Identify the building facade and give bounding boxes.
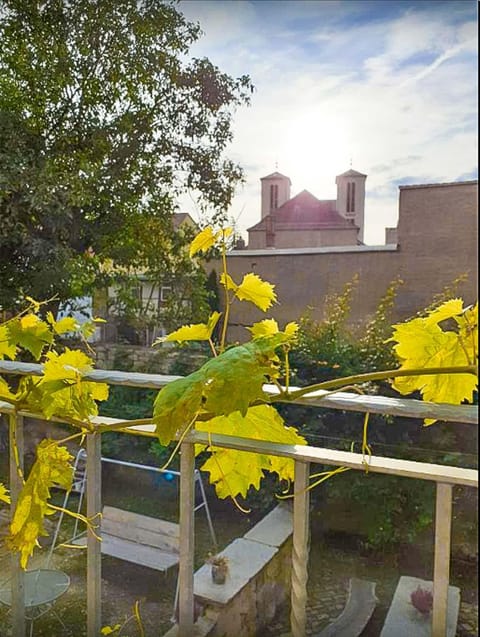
[247,168,367,249]
[218,180,477,342]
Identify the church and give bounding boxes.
[247,168,367,249]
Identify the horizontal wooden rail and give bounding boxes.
[0,361,477,424]
[0,402,476,489]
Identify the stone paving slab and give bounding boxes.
[380,576,460,637]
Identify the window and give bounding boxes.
[160,286,172,302]
[158,286,172,310]
[346,182,356,214]
[135,285,143,301]
[270,184,279,211]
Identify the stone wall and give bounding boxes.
[216,181,477,342]
[93,343,207,374]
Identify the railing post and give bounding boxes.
[87,433,102,637]
[178,442,195,637]
[291,460,310,637]
[432,482,453,637]
[9,413,25,637]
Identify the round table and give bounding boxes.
[0,568,70,609]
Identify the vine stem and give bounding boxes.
[219,240,230,353]
[280,365,477,402]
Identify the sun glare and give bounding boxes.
[280,111,351,196]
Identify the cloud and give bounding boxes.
[175,1,477,246]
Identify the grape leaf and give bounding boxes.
[156,312,221,344]
[389,299,478,423]
[247,319,279,338]
[219,272,238,291]
[153,371,205,444]
[196,405,306,498]
[247,319,299,341]
[7,315,53,360]
[52,316,80,335]
[153,337,287,444]
[0,483,10,504]
[234,273,277,312]
[0,324,17,359]
[27,349,109,422]
[189,227,216,257]
[7,440,73,568]
[0,376,16,403]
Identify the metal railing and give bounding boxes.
[0,361,478,637]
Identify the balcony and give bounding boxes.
[0,361,478,637]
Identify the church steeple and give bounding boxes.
[260,170,291,219]
[335,168,367,242]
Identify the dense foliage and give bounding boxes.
[0,0,252,310]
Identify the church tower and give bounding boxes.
[335,168,367,243]
[260,171,291,219]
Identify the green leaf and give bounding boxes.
[152,337,285,444]
[153,372,205,445]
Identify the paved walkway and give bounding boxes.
[263,564,478,637]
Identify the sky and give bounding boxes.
[177,0,478,245]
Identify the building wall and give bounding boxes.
[248,227,358,250]
[217,181,477,342]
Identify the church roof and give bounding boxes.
[248,190,356,232]
[336,168,367,178]
[260,171,292,183]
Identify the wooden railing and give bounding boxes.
[0,361,478,637]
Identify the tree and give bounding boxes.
[0,0,253,311]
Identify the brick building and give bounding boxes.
[219,180,478,342]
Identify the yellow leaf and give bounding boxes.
[0,325,17,359]
[0,377,16,402]
[220,273,237,291]
[247,319,279,339]
[53,316,79,335]
[425,298,464,325]
[0,483,10,504]
[42,349,93,382]
[390,299,478,423]
[189,227,216,258]
[197,405,306,499]
[101,626,121,635]
[157,312,221,344]
[284,322,299,338]
[7,441,73,568]
[234,273,277,312]
[20,314,39,329]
